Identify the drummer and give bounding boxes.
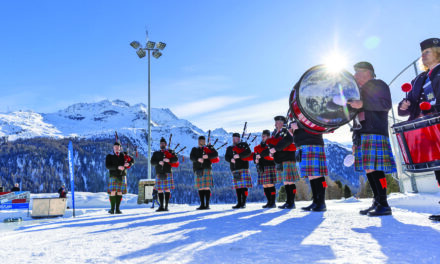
[398,37,440,221]
[348,61,396,217]
[289,116,328,211]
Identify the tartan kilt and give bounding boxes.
[155,173,175,191]
[258,166,278,185]
[194,169,214,189]
[299,145,328,177]
[231,169,253,189]
[276,161,300,182]
[107,176,127,194]
[355,134,397,173]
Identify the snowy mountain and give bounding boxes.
[0,99,226,156]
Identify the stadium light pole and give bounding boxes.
[130,31,166,180]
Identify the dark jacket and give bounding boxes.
[398,65,440,121]
[293,128,324,147]
[152,189,158,200]
[225,142,252,171]
[265,128,296,163]
[353,79,392,137]
[11,187,20,192]
[254,142,276,168]
[151,149,178,175]
[190,146,219,171]
[106,152,131,178]
[58,187,68,198]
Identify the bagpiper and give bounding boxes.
[225,133,253,209]
[151,137,178,212]
[190,135,219,210]
[267,116,300,209]
[106,142,134,214]
[254,129,278,208]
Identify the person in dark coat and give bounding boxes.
[398,38,440,221]
[151,188,160,209]
[348,61,396,217]
[58,184,68,198]
[267,116,300,209]
[225,133,253,209]
[106,142,134,214]
[11,183,20,192]
[151,137,178,212]
[190,135,219,210]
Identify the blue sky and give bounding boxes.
[0,0,438,143]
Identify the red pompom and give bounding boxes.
[420,101,432,111]
[401,83,412,93]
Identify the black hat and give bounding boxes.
[274,116,286,122]
[198,135,206,140]
[160,137,167,144]
[114,142,121,146]
[262,130,271,136]
[232,133,240,138]
[354,61,376,77]
[420,38,440,51]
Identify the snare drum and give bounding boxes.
[392,114,440,172]
[289,65,360,134]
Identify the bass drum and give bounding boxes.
[289,64,360,133]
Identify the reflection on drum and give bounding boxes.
[392,114,440,172]
[289,64,361,133]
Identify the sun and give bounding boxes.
[323,51,348,73]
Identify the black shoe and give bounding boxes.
[266,202,276,209]
[115,210,122,214]
[312,203,327,212]
[278,202,289,209]
[108,209,114,214]
[232,203,242,209]
[429,214,440,221]
[204,206,210,210]
[360,201,378,215]
[262,201,270,208]
[196,205,206,210]
[368,205,392,216]
[156,207,165,212]
[285,203,296,209]
[302,202,317,211]
[240,203,246,209]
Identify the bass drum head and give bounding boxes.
[293,64,360,128]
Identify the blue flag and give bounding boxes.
[68,141,76,217]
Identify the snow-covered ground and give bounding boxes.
[1,192,440,263]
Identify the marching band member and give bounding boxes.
[190,135,219,210]
[398,38,440,221]
[349,61,396,216]
[268,116,299,209]
[254,130,278,208]
[151,137,178,212]
[225,133,253,209]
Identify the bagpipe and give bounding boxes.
[254,143,274,161]
[232,122,258,162]
[162,133,186,168]
[265,117,297,152]
[115,131,137,169]
[201,130,228,163]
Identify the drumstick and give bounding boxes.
[401,83,412,100]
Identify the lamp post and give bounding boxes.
[130,31,166,180]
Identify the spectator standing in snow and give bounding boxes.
[11,183,20,192]
[58,184,68,198]
[151,188,160,209]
